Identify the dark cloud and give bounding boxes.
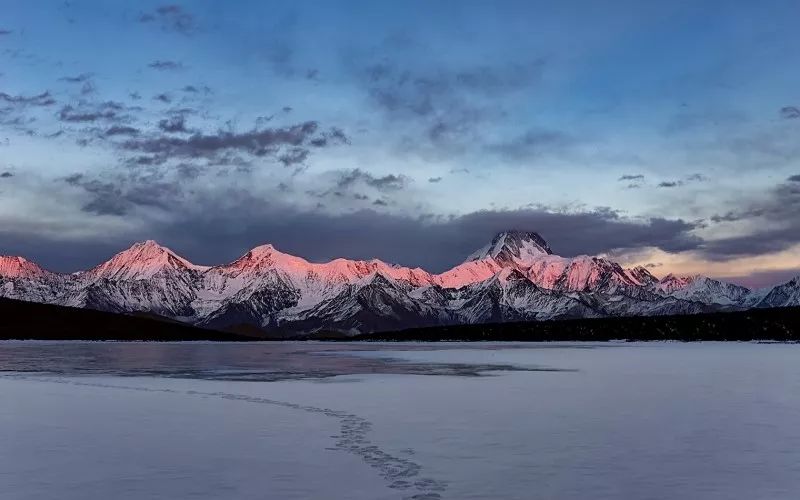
[336,169,407,191]
[308,127,349,147]
[428,177,442,183]
[657,174,707,188]
[104,125,140,137]
[0,91,56,107]
[703,180,800,259]
[788,174,800,182]
[34,204,701,273]
[153,93,173,103]
[59,73,93,83]
[278,147,309,167]
[119,121,345,167]
[57,100,136,123]
[139,5,196,35]
[181,85,198,93]
[147,60,183,71]
[619,174,644,181]
[0,171,13,178]
[166,206,700,271]
[158,115,189,133]
[64,171,179,216]
[685,173,708,182]
[0,29,12,35]
[780,106,800,119]
[64,174,127,215]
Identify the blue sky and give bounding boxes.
[1,0,800,286]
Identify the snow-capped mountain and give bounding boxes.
[755,276,800,308]
[0,231,797,335]
[655,274,752,306]
[0,255,52,279]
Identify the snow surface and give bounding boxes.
[4,342,800,499]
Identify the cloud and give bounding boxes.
[63,174,128,215]
[1,171,13,178]
[147,60,183,71]
[153,93,172,103]
[780,106,800,119]
[139,5,196,35]
[104,125,140,137]
[0,29,12,36]
[788,174,800,182]
[157,115,189,133]
[134,205,702,273]
[724,268,800,289]
[488,129,575,160]
[0,91,56,107]
[657,174,707,188]
[618,174,644,181]
[56,100,136,123]
[685,173,707,182]
[2,176,703,274]
[336,169,408,191]
[278,147,309,167]
[63,171,180,216]
[428,177,442,183]
[119,121,346,168]
[59,73,93,83]
[703,180,800,259]
[350,55,547,152]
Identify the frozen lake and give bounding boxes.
[2,341,800,499]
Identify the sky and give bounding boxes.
[1,0,799,287]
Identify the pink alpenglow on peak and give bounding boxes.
[0,255,49,279]
[86,240,208,281]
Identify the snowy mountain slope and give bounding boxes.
[0,255,53,279]
[0,231,796,334]
[655,274,752,306]
[756,276,800,308]
[446,268,601,323]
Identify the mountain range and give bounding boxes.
[1,231,798,335]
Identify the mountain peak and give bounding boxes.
[466,230,552,266]
[222,242,312,274]
[0,255,49,278]
[87,240,203,280]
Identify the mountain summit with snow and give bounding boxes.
[466,230,553,265]
[85,240,207,281]
[1,231,797,335]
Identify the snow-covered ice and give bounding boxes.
[3,341,800,499]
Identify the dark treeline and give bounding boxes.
[2,297,799,342]
[0,298,255,341]
[352,307,800,342]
